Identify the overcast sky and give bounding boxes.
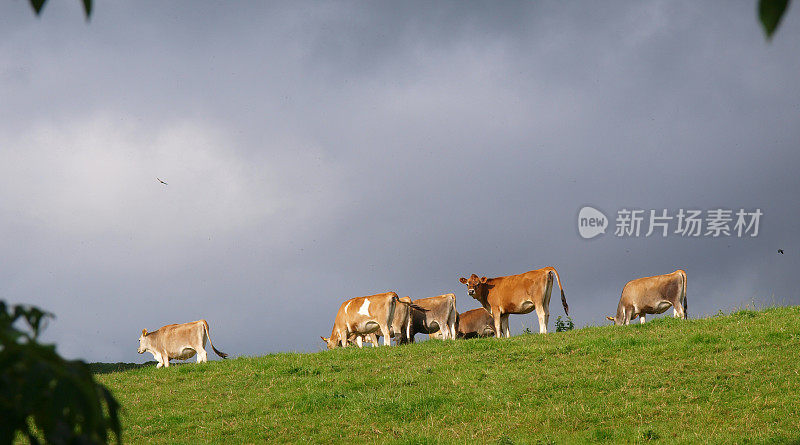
[1,1,798,362]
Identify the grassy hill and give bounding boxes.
[96,306,800,444]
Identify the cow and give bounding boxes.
[321,292,424,349]
[455,308,496,339]
[459,267,568,337]
[348,296,414,346]
[137,319,228,368]
[408,293,457,341]
[607,269,687,325]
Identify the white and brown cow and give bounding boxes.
[321,292,423,349]
[348,296,414,346]
[607,269,687,325]
[137,319,228,368]
[459,267,569,337]
[408,293,457,341]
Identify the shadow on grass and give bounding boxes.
[89,361,157,374]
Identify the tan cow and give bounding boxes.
[607,269,687,325]
[137,319,228,368]
[321,292,423,349]
[408,293,457,341]
[455,308,496,339]
[459,267,568,337]
[348,296,414,346]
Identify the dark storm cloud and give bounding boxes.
[0,1,798,361]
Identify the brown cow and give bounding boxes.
[349,296,413,346]
[607,269,687,325]
[459,267,568,337]
[137,319,227,368]
[455,308,496,339]
[321,292,423,349]
[408,293,457,341]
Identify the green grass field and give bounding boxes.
[96,306,800,444]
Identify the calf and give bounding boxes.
[607,269,687,325]
[137,319,227,368]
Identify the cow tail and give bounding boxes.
[393,295,429,312]
[549,267,569,315]
[202,320,228,359]
[680,269,688,319]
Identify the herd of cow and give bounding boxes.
[137,267,688,367]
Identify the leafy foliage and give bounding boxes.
[23,0,794,43]
[27,0,92,19]
[759,0,792,39]
[0,301,120,444]
[554,315,574,332]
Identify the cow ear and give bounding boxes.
[142,329,147,336]
[480,276,488,283]
[459,277,468,284]
[606,316,614,322]
[320,336,329,343]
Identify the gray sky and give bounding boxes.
[1,1,798,362]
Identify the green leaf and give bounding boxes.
[82,0,92,20]
[27,0,92,18]
[28,0,46,15]
[1,300,121,443]
[759,0,790,40]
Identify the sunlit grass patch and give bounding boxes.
[97,306,800,443]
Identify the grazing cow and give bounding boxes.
[348,296,414,346]
[137,320,228,368]
[408,293,457,341]
[455,308,496,339]
[459,267,569,337]
[607,269,687,325]
[321,292,423,349]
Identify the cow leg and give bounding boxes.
[381,326,391,346]
[355,335,364,348]
[537,307,549,334]
[493,311,502,338]
[500,314,510,338]
[368,333,379,347]
[672,297,686,319]
[197,349,208,363]
[624,307,634,325]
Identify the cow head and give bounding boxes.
[320,335,339,350]
[459,274,487,297]
[137,328,148,354]
[606,315,623,326]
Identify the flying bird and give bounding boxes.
[778,249,784,254]
[157,177,168,185]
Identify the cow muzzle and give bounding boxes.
[467,289,475,296]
